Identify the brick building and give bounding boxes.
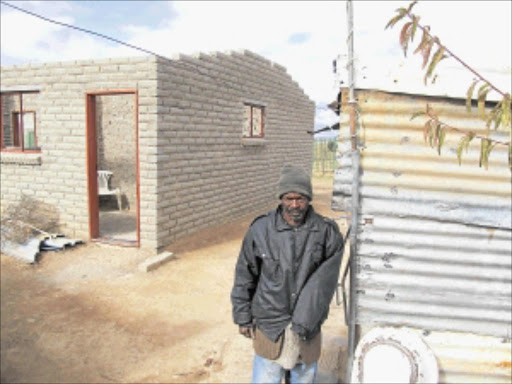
[0,50,315,253]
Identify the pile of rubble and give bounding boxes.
[1,195,82,263]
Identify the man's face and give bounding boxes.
[281,192,310,226]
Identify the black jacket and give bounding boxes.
[231,206,344,342]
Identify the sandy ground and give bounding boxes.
[0,175,349,383]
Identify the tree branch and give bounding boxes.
[405,10,507,97]
[426,110,510,147]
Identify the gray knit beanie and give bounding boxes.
[277,165,313,200]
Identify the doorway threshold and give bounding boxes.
[92,237,139,247]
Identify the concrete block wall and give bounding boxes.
[0,56,160,249]
[1,51,315,252]
[155,50,315,247]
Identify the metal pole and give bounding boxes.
[345,0,360,383]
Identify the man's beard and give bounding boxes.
[283,206,307,223]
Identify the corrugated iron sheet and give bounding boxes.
[357,326,512,383]
[333,89,512,381]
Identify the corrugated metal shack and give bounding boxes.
[333,87,512,382]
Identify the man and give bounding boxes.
[231,165,344,384]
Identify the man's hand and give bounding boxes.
[239,326,255,339]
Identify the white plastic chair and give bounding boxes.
[97,170,122,210]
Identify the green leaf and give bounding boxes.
[456,138,465,165]
[406,1,418,13]
[509,143,512,171]
[414,27,430,54]
[494,108,502,130]
[485,140,494,170]
[466,79,479,112]
[465,132,475,152]
[385,8,407,29]
[487,103,502,130]
[479,139,493,169]
[479,139,487,168]
[410,111,427,120]
[456,133,473,166]
[501,94,511,129]
[411,16,419,42]
[424,45,444,85]
[421,39,434,69]
[509,128,512,170]
[438,128,446,155]
[477,84,491,119]
[477,83,489,95]
[486,107,499,130]
[385,15,402,29]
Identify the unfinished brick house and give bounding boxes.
[0,50,315,252]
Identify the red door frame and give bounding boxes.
[85,90,140,246]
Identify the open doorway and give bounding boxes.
[86,90,139,246]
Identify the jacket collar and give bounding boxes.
[274,205,320,232]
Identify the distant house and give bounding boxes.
[0,50,315,252]
[332,58,512,382]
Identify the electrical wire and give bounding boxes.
[0,0,235,88]
[1,0,329,132]
[0,1,169,61]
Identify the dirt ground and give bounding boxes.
[0,175,349,383]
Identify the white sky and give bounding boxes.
[1,1,511,133]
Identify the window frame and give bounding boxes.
[12,110,37,149]
[243,103,265,139]
[1,91,41,153]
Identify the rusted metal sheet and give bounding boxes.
[357,326,512,383]
[333,88,512,381]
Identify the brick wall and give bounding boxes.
[0,56,160,249]
[1,50,315,252]
[155,50,315,246]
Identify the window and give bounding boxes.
[243,103,265,138]
[1,91,40,152]
[12,111,37,149]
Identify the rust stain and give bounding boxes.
[496,361,511,369]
